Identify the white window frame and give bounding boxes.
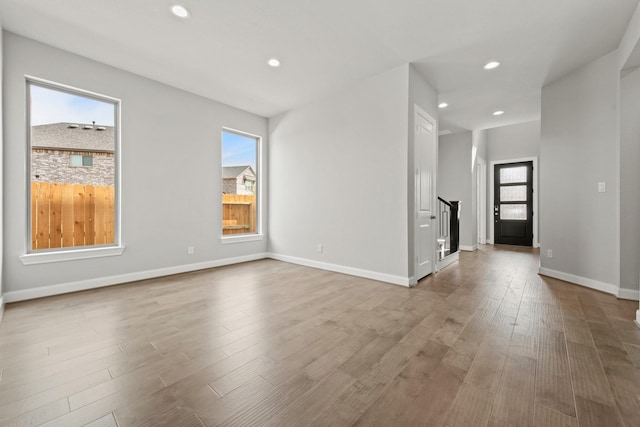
[20,76,124,265]
[220,127,264,244]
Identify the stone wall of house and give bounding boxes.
[31,149,114,186]
[223,178,238,194]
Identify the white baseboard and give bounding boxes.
[0,296,5,324]
[3,253,268,303]
[538,267,623,298]
[459,245,477,252]
[636,310,640,328]
[617,287,640,301]
[438,252,459,271]
[486,239,494,244]
[267,252,411,287]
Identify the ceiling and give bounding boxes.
[0,0,638,132]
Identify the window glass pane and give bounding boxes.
[69,154,82,167]
[222,131,258,236]
[500,204,527,220]
[29,82,117,251]
[500,185,527,202]
[500,166,527,184]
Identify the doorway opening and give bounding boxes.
[493,161,534,246]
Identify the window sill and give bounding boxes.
[19,246,126,265]
[220,234,264,244]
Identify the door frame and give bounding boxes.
[413,104,437,285]
[476,157,487,245]
[489,157,538,247]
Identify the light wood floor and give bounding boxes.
[1,246,639,427]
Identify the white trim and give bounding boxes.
[477,157,487,245]
[20,246,125,265]
[0,296,5,324]
[486,239,494,244]
[538,267,619,297]
[268,252,411,287]
[4,253,267,303]
[635,310,640,328]
[460,245,477,251]
[437,252,459,270]
[220,234,264,244]
[221,127,263,237]
[489,157,538,247]
[617,287,640,301]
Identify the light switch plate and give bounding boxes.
[598,182,606,193]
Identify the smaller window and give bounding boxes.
[70,154,93,167]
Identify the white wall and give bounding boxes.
[3,33,268,299]
[620,66,640,293]
[540,50,620,293]
[487,121,540,161]
[0,19,4,320]
[268,64,412,284]
[438,132,473,249]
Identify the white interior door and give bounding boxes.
[415,107,436,281]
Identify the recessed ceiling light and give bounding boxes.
[438,102,448,108]
[493,110,504,116]
[170,4,190,19]
[267,58,281,67]
[484,61,501,70]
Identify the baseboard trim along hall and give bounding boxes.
[268,253,411,287]
[617,287,640,301]
[636,310,640,328]
[3,253,268,303]
[538,267,639,301]
[0,296,5,324]
[459,245,477,252]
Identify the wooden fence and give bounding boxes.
[32,182,115,250]
[222,194,256,235]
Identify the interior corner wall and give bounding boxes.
[3,32,268,299]
[0,22,4,320]
[268,64,411,283]
[620,66,640,292]
[471,129,487,246]
[540,50,619,290]
[438,132,473,249]
[408,65,439,277]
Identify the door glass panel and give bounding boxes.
[500,185,527,202]
[500,204,527,220]
[500,166,527,184]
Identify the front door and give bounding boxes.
[415,107,436,280]
[494,161,533,246]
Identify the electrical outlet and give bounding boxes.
[187,246,195,255]
[547,249,553,259]
[317,244,323,253]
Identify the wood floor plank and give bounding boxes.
[534,404,578,427]
[487,353,537,427]
[574,396,624,427]
[443,382,495,427]
[535,327,576,418]
[565,341,616,405]
[0,247,638,427]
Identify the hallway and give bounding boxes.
[0,246,638,426]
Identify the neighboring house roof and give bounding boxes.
[31,122,115,153]
[222,165,255,179]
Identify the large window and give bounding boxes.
[221,130,259,237]
[27,79,120,253]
